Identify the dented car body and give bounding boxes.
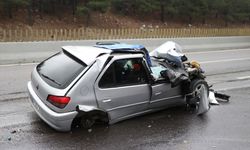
[27,42,209,131]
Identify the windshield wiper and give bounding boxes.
[40,73,61,86]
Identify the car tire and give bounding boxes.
[187,79,209,110]
[81,116,95,129]
[189,79,209,96]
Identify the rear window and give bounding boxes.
[37,51,87,89]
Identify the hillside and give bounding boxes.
[0,0,250,30]
[1,10,249,30]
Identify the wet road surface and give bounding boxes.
[0,88,250,150]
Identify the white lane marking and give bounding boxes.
[200,58,250,64]
[102,99,112,103]
[237,76,250,80]
[217,85,250,91]
[186,48,250,54]
[0,62,38,67]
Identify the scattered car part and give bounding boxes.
[197,85,210,115]
[214,92,230,101]
[208,91,219,105]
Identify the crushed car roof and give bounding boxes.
[95,43,145,51]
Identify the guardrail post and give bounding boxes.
[14,30,17,41]
[134,28,137,38]
[69,29,72,40]
[8,30,11,42]
[29,29,32,41]
[53,29,57,41]
[2,30,6,42]
[165,28,169,38]
[25,29,29,41]
[123,28,126,39]
[104,29,108,39]
[81,28,84,40]
[173,28,176,38]
[58,29,62,41]
[117,28,120,39]
[127,28,130,39]
[72,28,75,40]
[75,28,79,40]
[35,29,38,41]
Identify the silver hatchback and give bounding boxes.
[27,43,209,131]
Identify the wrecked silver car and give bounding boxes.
[27,42,212,132]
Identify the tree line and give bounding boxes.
[0,0,250,26]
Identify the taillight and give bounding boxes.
[47,95,70,108]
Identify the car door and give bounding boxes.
[149,61,185,108]
[94,56,151,121]
[150,82,184,108]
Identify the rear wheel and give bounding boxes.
[80,117,95,129]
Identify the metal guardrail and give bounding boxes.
[1,28,250,42]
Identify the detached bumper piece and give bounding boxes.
[214,92,230,102]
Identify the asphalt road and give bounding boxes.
[0,47,250,149]
[0,88,250,150]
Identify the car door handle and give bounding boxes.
[155,92,162,96]
[102,99,112,103]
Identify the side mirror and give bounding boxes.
[181,55,188,62]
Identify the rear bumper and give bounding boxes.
[27,81,78,132]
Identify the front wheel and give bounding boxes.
[190,79,209,97]
[187,79,209,113]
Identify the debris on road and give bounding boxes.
[11,130,17,134]
[209,91,219,105]
[214,92,230,102]
[209,85,230,104]
[88,129,92,133]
